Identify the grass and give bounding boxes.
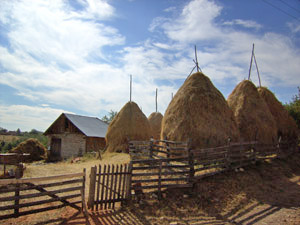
[22,152,130,198]
[0,135,21,142]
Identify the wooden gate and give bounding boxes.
[87,164,131,210]
[0,170,86,220]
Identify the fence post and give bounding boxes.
[165,136,170,158]
[87,166,96,209]
[81,168,88,218]
[187,139,194,186]
[150,138,154,159]
[14,183,20,218]
[226,138,231,170]
[158,160,162,200]
[126,162,133,201]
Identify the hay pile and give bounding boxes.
[148,112,163,140]
[105,101,151,153]
[258,87,298,142]
[161,72,240,149]
[10,138,47,162]
[227,80,277,144]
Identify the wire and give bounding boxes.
[278,0,300,15]
[262,0,300,22]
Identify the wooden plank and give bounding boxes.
[194,158,226,166]
[168,147,187,151]
[99,164,106,210]
[132,170,189,177]
[87,166,96,210]
[117,164,123,201]
[108,165,114,209]
[112,164,119,209]
[0,179,84,194]
[158,161,162,200]
[14,184,19,217]
[123,164,130,201]
[133,183,192,190]
[0,185,82,202]
[81,168,86,213]
[0,202,80,221]
[0,193,81,211]
[131,157,189,164]
[95,165,101,211]
[104,164,110,210]
[0,172,84,185]
[132,164,189,171]
[132,177,189,183]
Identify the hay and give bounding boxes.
[105,101,152,153]
[148,112,163,140]
[161,72,240,149]
[227,80,277,144]
[9,138,47,162]
[258,87,298,142]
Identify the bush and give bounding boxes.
[284,87,300,130]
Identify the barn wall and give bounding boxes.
[86,137,106,152]
[48,133,86,159]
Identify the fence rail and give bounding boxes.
[129,139,297,197]
[0,170,86,220]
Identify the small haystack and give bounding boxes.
[148,112,163,140]
[227,80,277,144]
[105,101,151,153]
[258,87,298,142]
[10,138,47,162]
[161,72,240,149]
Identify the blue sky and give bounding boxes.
[0,0,300,132]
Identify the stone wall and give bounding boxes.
[48,133,86,159]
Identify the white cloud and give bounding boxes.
[164,6,176,13]
[161,0,223,42]
[149,0,300,87]
[0,0,300,131]
[287,21,300,33]
[223,19,263,30]
[0,105,71,131]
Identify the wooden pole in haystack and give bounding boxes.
[130,74,132,102]
[248,44,254,81]
[155,88,158,113]
[248,43,262,87]
[188,45,202,76]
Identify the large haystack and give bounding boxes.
[105,101,151,153]
[258,87,298,142]
[227,80,277,144]
[148,112,163,140]
[161,72,240,149]
[10,138,47,162]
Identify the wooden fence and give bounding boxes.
[0,170,86,220]
[87,164,131,210]
[129,139,297,195]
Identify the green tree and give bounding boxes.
[101,110,118,124]
[284,87,300,129]
[16,128,21,135]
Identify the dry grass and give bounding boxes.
[105,101,152,153]
[161,72,240,150]
[0,135,20,142]
[258,87,298,143]
[227,80,277,144]
[10,138,47,162]
[148,112,163,140]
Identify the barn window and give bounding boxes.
[65,118,69,129]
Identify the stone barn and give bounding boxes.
[44,113,108,159]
